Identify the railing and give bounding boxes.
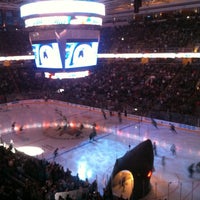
[148,110,200,127]
[3,91,200,129]
[143,180,200,200]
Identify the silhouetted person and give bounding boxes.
[8,139,14,151]
[161,156,166,168]
[153,142,157,156]
[66,194,73,200]
[19,125,23,132]
[124,109,127,117]
[170,123,177,133]
[170,144,176,156]
[11,122,16,132]
[101,109,107,120]
[89,130,96,141]
[118,111,122,123]
[0,136,3,144]
[188,163,195,178]
[58,195,65,200]
[121,176,126,192]
[109,109,113,117]
[151,118,158,129]
[53,148,59,160]
[79,123,84,131]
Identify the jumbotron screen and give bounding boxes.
[21,0,104,75]
[32,41,63,69]
[32,40,99,70]
[65,40,99,69]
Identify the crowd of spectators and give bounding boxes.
[0,142,101,200]
[0,30,31,56]
[99,12,200,53]
[0,58,199,125]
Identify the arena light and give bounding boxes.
[97,53,200,59]
[0,53,199,62]
[0,55,34,61]
[176,52,200,58]
[97,53,143,59]
[20,1,105,18]
[143,53,176,58]
[44,71,90,79]
[147,170,152,178]
[77,161,93,180]
[16,146,44,156]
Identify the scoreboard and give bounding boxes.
[20,0,105,75]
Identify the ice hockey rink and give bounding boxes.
[0,99,200,200]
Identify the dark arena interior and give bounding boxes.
[0,0,200,200]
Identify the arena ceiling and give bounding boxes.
[99,0,200,24]
[99,0,199,15]
[2,0,199,13]
[1,0,199,25]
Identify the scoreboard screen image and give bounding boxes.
[32,41,63,69]
[65,41,99,69]
[31,40,99,70]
